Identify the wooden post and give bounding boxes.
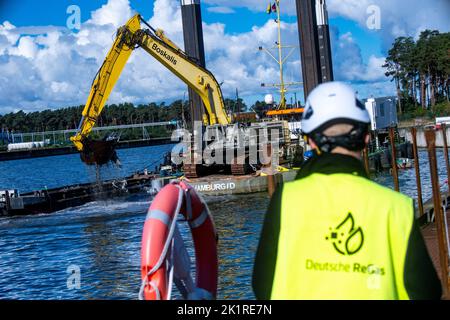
[266,143,277,197]
[5,190,11,212]
[411,127,424,217]
[363,145,370,178]
[441,123,450,191]
[425,128,450,296]
[389,127,400,191]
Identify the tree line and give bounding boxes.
[383,30,450,117]
[0,98,269,134]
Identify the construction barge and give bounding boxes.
[0,169,299,216]
[0,173,158,216]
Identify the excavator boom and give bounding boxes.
[71,14,230,161]
[71,16,140,152]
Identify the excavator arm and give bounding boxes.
[71,14,229,155]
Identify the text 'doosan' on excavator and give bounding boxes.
[71,14,291,177]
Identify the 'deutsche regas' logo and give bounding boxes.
[326,212,364,255]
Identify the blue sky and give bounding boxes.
[0,0,448,113]
[0,1,383,59]
[1,1,285,30]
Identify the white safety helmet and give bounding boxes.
[301,81,370,135]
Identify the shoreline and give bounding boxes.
[0,137,174,162]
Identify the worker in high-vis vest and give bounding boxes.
[252,82,442,300]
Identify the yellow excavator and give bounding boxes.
[71,14,290,177]
[70,14,230,164]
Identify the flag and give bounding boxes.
[272,3,277,12]
[266,3,272,14]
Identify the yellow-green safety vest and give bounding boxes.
[273,173,413,299]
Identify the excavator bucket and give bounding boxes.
[80,137,121,166]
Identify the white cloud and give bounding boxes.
[332,29,386,83]
[0,21,19,46]
[89,0,134,28]
[3,0,446,113]
[207,6,236,14]
[329,26,393,98]
[13,36,38,59]
[327,0,450,49]
[205,0,450,48]
[0,0,303,113]
[365,56,386,81]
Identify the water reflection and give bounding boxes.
[207,194,269,299]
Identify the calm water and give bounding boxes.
[0,146,447,300]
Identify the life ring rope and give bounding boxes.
[189,208,209,229]
[138,183,183,300]
[184,184,216,234]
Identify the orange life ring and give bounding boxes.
[140,181,218,300]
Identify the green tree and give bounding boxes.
[383,30,450,116]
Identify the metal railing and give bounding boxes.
[5,121,181,145]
